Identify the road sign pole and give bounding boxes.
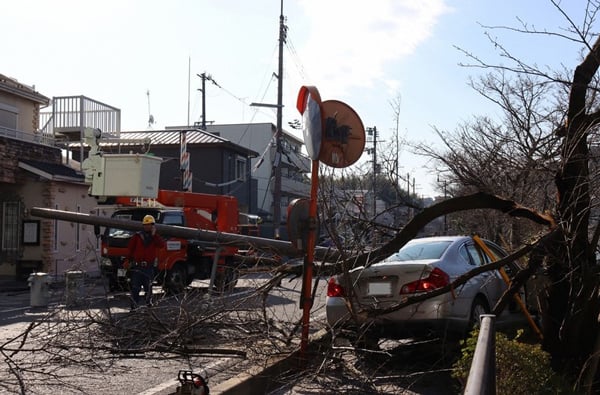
[300,159,319,357]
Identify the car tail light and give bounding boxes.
[400,267,450,294]
[327,277,345,297]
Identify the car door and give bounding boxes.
[447,242,483,319]
[467,242,505,308]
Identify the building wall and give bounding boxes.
[0,137,61,278]
[0,170,101,279]
[149,145,257,214]
[207,123,274,215]
[0,91,41,133]
[207,123,309,218]
[35,180,101,277]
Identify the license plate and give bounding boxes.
[367,281,392,296]
[117,268,127,277]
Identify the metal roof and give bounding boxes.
[109,129,229,145]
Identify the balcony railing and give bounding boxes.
[40,95,121,141]
[281,175,310,198]
[0,125,55,146]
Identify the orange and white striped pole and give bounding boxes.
[180,131,192,191]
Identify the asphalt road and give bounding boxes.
[0,274,329,395]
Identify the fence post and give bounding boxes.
[464,314,496,395]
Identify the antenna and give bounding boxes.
[147,89,155,128]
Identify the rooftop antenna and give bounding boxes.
[147,89,155,128]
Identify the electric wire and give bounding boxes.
[285,34,310,82]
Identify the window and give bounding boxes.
[162,212,184,226]
[387,241,452,262]
[2,201,20,254]
[465,244,486,266]
[0,102,18,129]
[236,156,246,181]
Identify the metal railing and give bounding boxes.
[40,96,121,140]
[464,314,496,395]
[0,125,55,146]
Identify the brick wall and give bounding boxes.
[40,182,55,271]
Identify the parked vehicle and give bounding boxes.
[100,189,240,294]
[326,235,526,340]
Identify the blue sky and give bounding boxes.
[2,0,591,197]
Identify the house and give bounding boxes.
[97,129,259,214]
[203,122,311,238]
[0,77,103,280]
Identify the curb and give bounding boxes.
[210,328,330,395]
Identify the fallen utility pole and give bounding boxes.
[30,207,339,262]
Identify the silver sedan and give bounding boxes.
[326,236,523,339]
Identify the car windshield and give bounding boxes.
[106,210,160,238]
[385,241,453,261]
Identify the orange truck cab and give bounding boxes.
[100,190,240,294]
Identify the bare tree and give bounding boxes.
[415,1,600,388]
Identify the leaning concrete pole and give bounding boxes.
[30,207,339,261]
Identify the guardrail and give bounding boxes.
[0,125,55,146]
[464,314,496,395]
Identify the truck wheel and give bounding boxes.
[214,266,239,294]
[117,277,130,292]
[165,264,187,294]
[103,274,116,292]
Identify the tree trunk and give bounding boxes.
[546,36,600,377]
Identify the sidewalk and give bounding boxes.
[0,273,97,293]
[0,275,29,293]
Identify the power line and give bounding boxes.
[285,34,310,81]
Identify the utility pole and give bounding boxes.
[438,175,448,234]
[366,126,378,246]
[370,126,378,220]
[443,179,448,233]
[197,72,220,130]
[273,0,286,239]
[249,4,286,239]
[367,126,379,218]
[198,72,207,129]
[407,172,411,220]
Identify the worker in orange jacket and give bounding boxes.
[127,215,165,309]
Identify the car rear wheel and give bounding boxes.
[468,297,490,332]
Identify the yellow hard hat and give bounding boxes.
[142,215,155,225]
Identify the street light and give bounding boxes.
[250,102,281,109]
